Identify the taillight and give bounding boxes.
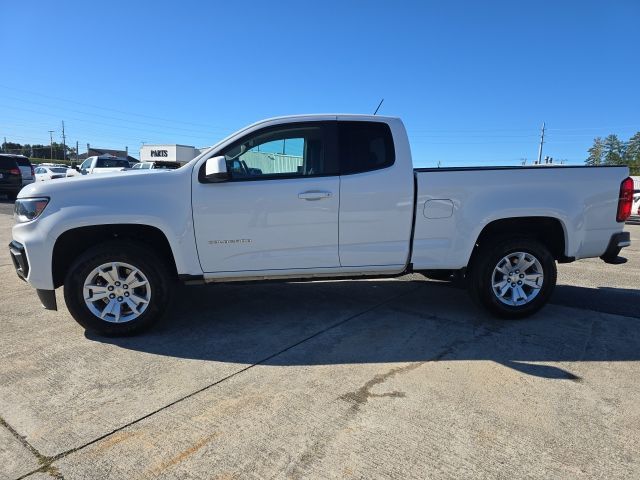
[9,168,20,176]
[616,177,634,222]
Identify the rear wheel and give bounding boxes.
[468,237,556,318]
[63,241,173,336]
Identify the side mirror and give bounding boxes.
[204,156,229,182]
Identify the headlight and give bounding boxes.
[14,197,49,223]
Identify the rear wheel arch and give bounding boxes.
[52,224,178,288]
[468,216,568,268]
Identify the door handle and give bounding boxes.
[298,190,332,201]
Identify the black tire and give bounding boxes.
[468,237,556,319]
[63,241,173,336]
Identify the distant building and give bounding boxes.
[139,144,204,164]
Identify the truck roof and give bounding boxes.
[257,114,399,123]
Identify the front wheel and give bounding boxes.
[63,241,173,336]
[468,238,557,319]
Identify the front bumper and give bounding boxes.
[9,240,29,280]
[600,231,631,264]
[9,240,57,310]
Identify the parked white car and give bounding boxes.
[632,189,640,216]
[10,114,633,335]
[77,155,130,175]
[34,165,70,181]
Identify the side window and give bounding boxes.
[220,123,337,180]
[80,159,92,170]
[338,121,395,175]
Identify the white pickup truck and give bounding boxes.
[10,115,633,335]
[76,155,130,175]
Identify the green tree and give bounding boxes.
[603,134,625,165]
[624,132,640,174]
[586,137,604,166]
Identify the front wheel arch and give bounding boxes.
[52,224,178,288]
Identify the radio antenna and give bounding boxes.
[373,98,384,115]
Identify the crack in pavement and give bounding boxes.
[12,285,422,480]
[0,416,64,479]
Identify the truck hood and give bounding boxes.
[17,169,179,199]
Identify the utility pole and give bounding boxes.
[48,130,55,160]
[2,137,6,153]
[536,122,545,164]
[76,141,79,162]
[61,121,67,161]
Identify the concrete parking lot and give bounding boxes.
[1,198,639,480]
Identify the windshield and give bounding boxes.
[50,167,68,173]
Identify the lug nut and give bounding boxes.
[108,286,114,291]
[519,274,524,278]
[124,292,130,297]
[518,281,522,285]
[109,293,115,299]
[117,296,123,302]
[115,281,121,286]
[511,283,516,287]
[123,284,128,289]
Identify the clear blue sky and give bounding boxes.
[1,0,639,166]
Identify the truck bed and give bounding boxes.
[411,165,629,270]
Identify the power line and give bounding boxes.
[0,104,220,140]
[0,84,229,130]
[0,96,231,135]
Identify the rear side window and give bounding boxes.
[0,157,16,169]
[14,157,31,167]
[338,121,395,175]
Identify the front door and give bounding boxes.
[192,122,341,273]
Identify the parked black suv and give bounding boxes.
[0,154,24,200]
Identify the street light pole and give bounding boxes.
[48,130,55,160]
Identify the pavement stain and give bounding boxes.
[339,362,419,412]
[143,432,220,478]
[90,430,143,453]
